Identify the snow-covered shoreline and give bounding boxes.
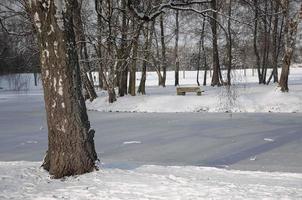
[87,68,302,113]
[1,161,302,200]
[1,68,302,113]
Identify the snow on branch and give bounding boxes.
[127,0,211,21]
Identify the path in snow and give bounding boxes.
[0,93,302,173]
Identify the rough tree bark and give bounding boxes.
[27,0,98,178]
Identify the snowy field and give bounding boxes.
[87,67,302,113]
[1,68,302,199]
[1,161,302,200]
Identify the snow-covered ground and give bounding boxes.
[1,161,302,200]
[87,67,302,113]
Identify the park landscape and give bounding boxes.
[1,0,302,199]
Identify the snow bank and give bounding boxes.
[1,161,302,200]
[87,68,302,113]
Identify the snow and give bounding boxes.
[0,161,302,200]
[123,141,142,145]
[264,138,275,142]
[87,68,302,113]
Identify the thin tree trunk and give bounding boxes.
[174,10,180,86]
[95,0,104,90]
[160,14,167,87]
[138,22,152,94]
[33,72,38,86]
[279,1,301,92]
[197,34,202,86]
[118,0,128,97]
[267,2,280,85]
[74,0,97,101]
[128,21,142,96]
[272,1,279,83]
[210,0,221,86]
[253,0,262,84]
[201,17,207,86]
[105,0,117,103]
[226,0,232,86]
[153,20,163,86]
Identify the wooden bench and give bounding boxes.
[176,86,203,96]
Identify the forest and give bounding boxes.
[1,0,302,98]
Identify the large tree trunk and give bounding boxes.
[279,1,301,92]
[210,0,222,86]
[73,0,97,101]
[28,0,97,178]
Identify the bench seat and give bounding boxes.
[176,86,203,96]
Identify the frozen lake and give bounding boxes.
[0,92,302,173]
